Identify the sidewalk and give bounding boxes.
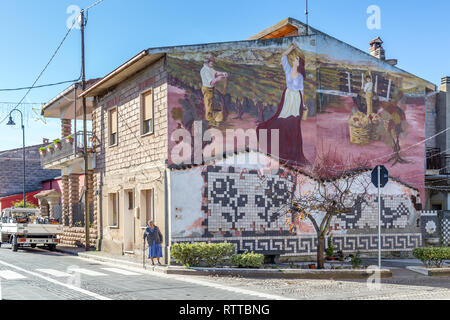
[55,245,392,279]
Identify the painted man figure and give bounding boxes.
[364,73,374,114]
[200,54,228,126]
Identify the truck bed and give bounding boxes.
[1,223,63,236]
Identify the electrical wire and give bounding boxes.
[0,0,105,125]
[0,79,80,92]
[0,17,80,126]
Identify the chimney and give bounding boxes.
[441,76,450,92]
[43,138,49,144]
[369,37,385,60]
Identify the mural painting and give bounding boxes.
[167,36,428,251]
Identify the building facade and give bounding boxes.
[41,18,441,260]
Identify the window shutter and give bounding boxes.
[144,92,153,121]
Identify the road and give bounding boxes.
[0,246,283,300]
[1,246,450,301]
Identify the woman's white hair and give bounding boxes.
[147,220,154,226]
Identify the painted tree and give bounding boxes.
[280,150,371,269]
[378,90,409,166]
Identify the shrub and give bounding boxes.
[349,251,362,268]
[38,147,46,152]
[230,251,264,268]
[171,242,235,267]
[53,138,61,144]
[11,199,37,209]
[413,247,450,268]
[325,236,334,257]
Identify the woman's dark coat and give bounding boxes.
[143,226,163,245]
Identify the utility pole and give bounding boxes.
[80,9,90,251]
[305,0,309,36]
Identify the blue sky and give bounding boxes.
[0,0,449,150]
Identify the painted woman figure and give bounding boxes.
[257,43,309,166]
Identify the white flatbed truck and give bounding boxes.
[0,208,63,252]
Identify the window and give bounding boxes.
[128,191,134,210]
[109,107,118,146]
[141,90,153,135]
[108,192,119,227]
[140,189,154,227]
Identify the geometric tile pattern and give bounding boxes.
[171,233,422,255]
[420,211,440,243]
[442,218,450,246]
[202,167,414,237]
[202,167,294,234]
[332,195,412,230]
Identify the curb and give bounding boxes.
[406,266,450,277]
[75,252,392,279]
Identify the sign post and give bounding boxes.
[371,165,388,269]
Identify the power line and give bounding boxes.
[0,102,43,105]
[0,79,79,92]
[0,16,80,126]
[86,0,105,10]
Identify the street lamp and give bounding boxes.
[6,109,26,208]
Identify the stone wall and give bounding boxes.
[0,144,60,197]
[60,227,97,247]
[92,56,168,255]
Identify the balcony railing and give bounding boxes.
[40,131,94,166]
[426,148,450,175]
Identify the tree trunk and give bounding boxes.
[317,234,325,269]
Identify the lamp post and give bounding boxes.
[6,109,26,208]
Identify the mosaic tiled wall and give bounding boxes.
[172,234,422,255]
[202,166,294,236]
[171,166,421,255]
[332,194,413,231]
[420,210,450,246]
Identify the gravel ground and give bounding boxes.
[195,267,450,300]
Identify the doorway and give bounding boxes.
[123,189,135,253]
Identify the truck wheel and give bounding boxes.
[48,244,56,251]
[31,244,36,248]
[12,236,18,252]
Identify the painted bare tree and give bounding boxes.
[277,149,371,269]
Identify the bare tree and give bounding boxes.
[271,149,371,269]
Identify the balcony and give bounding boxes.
[426,148,450,175]
[40,131,95,170]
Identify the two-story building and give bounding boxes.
[42,18,441,261]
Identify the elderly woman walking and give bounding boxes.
[143,220,163,265]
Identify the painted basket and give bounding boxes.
[349,124,370,144]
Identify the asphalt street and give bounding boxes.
[0,245,281,300]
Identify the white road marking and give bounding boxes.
[0,270,27,280]
[101,267,141,276]
[36,269,71,277]
[0,260,111,300]
[76,256,291,300]
[69,268,107,276]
